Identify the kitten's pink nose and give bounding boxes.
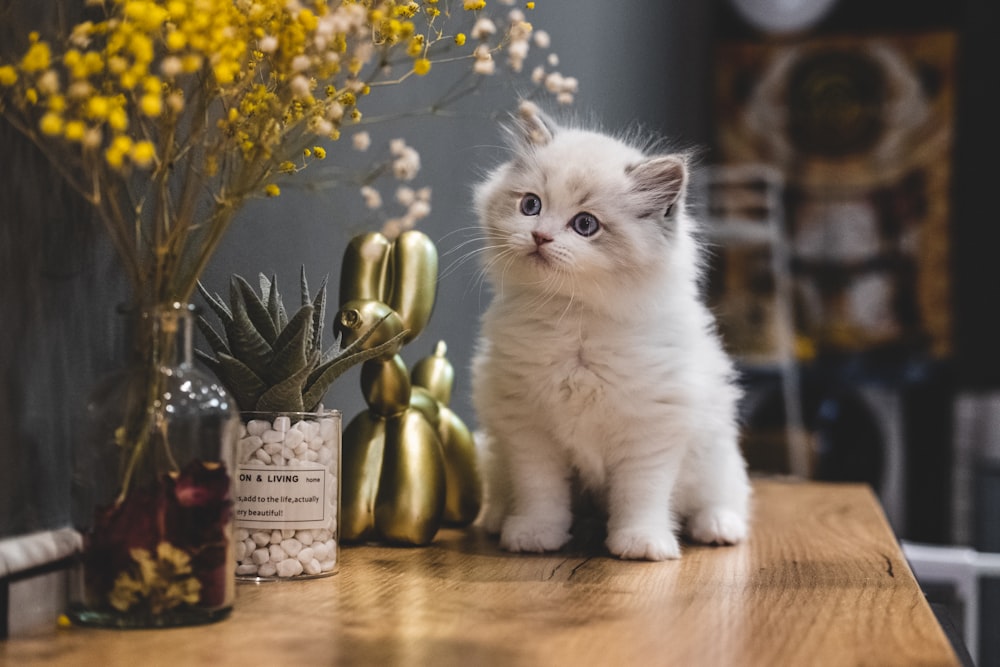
[531,231,553,246]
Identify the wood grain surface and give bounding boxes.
[0,479,959,666]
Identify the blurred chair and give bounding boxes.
[902,540,1000,665]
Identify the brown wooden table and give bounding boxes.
[0,479,960,666]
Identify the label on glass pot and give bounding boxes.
[235,463,330,529]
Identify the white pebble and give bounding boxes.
[304,558,323,575]
[282,529,295,539]
[318,447,333,465]
[297,531,314,546]
[272,455,286,467]
[235,528,249,541]
[238,435,263,463]
[273,415,291,432]
[281,447,295,460]
[236,563,259,576]
[253,449,272,464]
[251,548,269,565]
[235,541,247,561]
[257,562,278,578]
[263,442,283,456]
[312,542,329,561]
[277,558,303,578]
[294,420,318,438]
[320,559,337,572]
[281,538,302,557]
[270,544,288,561]
[262,429,285,444]
[307,437,322,451]
[320,418,337,440]
[251,532,270,547]
[294,441,309,456]
[246,419,270,436]
[297,547,315,564]
[270,530,283,544]
[244,538,256,559]
[284,429,305,448]
[316,530,332,542]
[305,450,319,462]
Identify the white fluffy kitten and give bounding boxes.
[470,103,750,561]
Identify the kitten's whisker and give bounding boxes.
[441,229,515,284]
[470,246,515,294]
[554,273,579,326]
[440,243,497,281]
[436,225,485,244]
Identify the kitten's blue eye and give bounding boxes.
[520,193,542,216]
[570,212,600,237]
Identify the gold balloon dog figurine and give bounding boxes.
[335,230,481,545]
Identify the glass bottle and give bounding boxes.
[67,302,239,628]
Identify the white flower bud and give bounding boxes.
[352,131,371,151]
[290,74,311,99]
[161,56,183,78]
[408,199,431,220]
[471,18,497,39]
[259,35,279,53]
[545,72,564,94]
[360,185,382,210]
[396,186,415,206]
[474,58,496,76]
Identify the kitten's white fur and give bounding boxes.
[470,103,750,561]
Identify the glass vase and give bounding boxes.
[67,302,239,628]
[234,410,341,581]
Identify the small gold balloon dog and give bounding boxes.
[336,230,481,545]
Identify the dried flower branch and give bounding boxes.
[0,0,575,306]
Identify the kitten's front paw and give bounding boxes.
[606,528,681,561]
[687,509,748,546]
[500,516,571,553]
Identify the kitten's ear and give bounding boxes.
[626,155,687,220]
[512,100,556,147]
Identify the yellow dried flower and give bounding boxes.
[413,58,431,76]
[20,41,51,73]
[165,30,186,52]
[0,65,17,86]
[140,93,162,117]
[64,120,86,141]
[0,0,575,312]
[131,140,156,167]
[407,36,425,58]
[39,112,63,136]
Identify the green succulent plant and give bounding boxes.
[196,268,404,413]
